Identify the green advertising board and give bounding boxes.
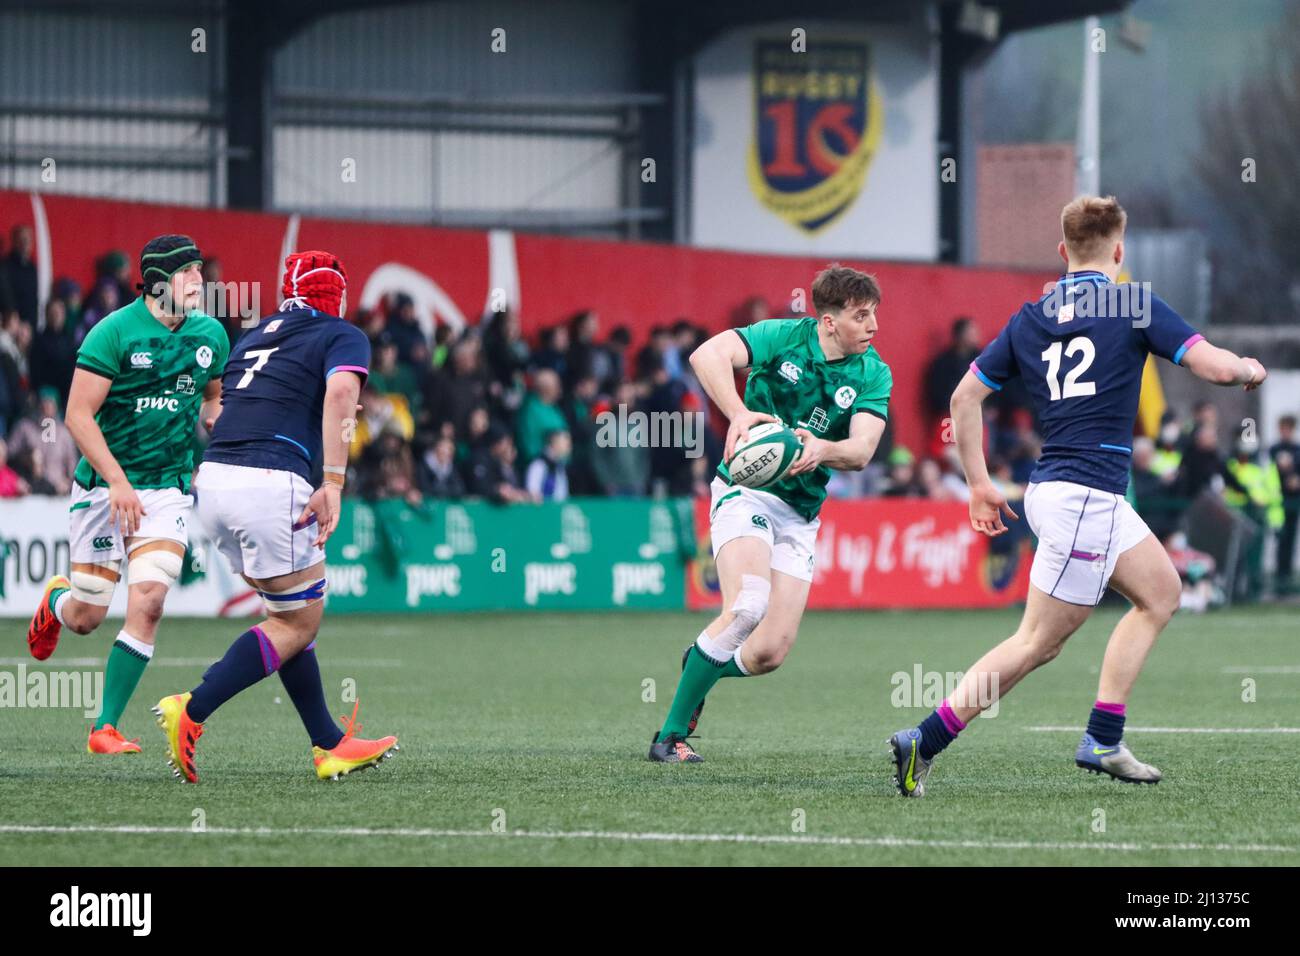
[323,498,695,612]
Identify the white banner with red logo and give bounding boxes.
[687,496,1032,609]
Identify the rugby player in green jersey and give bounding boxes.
[649,265,893,762]
[25,235,229,755]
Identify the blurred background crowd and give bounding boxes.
[1,223,1297,600]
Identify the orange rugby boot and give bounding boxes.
[313,700,399,781]
[87,724,142,755]
[27,575,71,661]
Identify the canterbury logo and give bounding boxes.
[778,361,802,382]
[751,515,770,530]
[92,536,113,550]
[134,396,180,413]
[130,351,153,368]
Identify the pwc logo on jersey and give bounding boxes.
[134,395,180,414]
[129,352,153,368]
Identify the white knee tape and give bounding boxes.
[714,573,770,651]
[70,569,117,606]
[127,549,183,587]
[731,574,771,625]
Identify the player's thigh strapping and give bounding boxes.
[1023,479,1151,606]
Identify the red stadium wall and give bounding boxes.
[0,190,1053,454]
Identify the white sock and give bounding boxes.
[114,630,154,660]
[732,645,751,676]
[52,590,70,627]
[695,630,732,665]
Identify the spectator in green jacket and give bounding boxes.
[516,367,567,464]
[367,333,422,418]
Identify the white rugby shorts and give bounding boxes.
[708,476,819,582]
[1023,479,1151,606]
[194,461,324,579]
[68,483,191,568]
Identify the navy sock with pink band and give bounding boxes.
[1087,700,1126,747]
[917,699,967,761]
[187,627,280,723]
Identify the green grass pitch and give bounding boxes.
[1,606,1296,866]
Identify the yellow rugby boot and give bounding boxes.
[152,692,204,783]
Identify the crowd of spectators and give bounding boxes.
[0,225,730,508]
[2,225,1296,593]
[337,304,724,506]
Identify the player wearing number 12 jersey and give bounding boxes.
[152,251,398,782]
[649,265,892,763]
[888,196,1268,797]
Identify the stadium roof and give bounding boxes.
[222,0,1132,49]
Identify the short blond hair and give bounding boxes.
[1061,195,1127,261]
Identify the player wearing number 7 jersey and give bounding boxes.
[888,196,1267,796]
[152,250,397,783]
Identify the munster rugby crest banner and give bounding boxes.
[748,39,881,234]
[691,22,937,258]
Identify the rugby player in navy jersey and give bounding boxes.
[889,197,1267,796]
[153,251,399,782]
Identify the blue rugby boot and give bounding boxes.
[1075,733,1162,784]
[887,728,932,798]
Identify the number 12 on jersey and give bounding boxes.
[1041,336,1096,401]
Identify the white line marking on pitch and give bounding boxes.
[0,824,1292,855]
[1222,665,1300,674]
[0,657,403,668]
[1028,726,1300,734]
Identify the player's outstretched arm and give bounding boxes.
[1180,340,1267,391]
[951,370,1017,537]
[689,330,775,461]
[65,367,145,536]
[789,412,884,475]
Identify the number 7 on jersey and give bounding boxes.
[236,347,279,389]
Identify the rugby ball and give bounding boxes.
[728,422,803,489]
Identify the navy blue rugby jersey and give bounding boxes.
[971,272,1202,494]
[204,307,370,483]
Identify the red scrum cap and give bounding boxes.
[281,250,347,316]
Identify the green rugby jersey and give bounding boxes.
[73,296,229,492]
[718,317,892,520]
